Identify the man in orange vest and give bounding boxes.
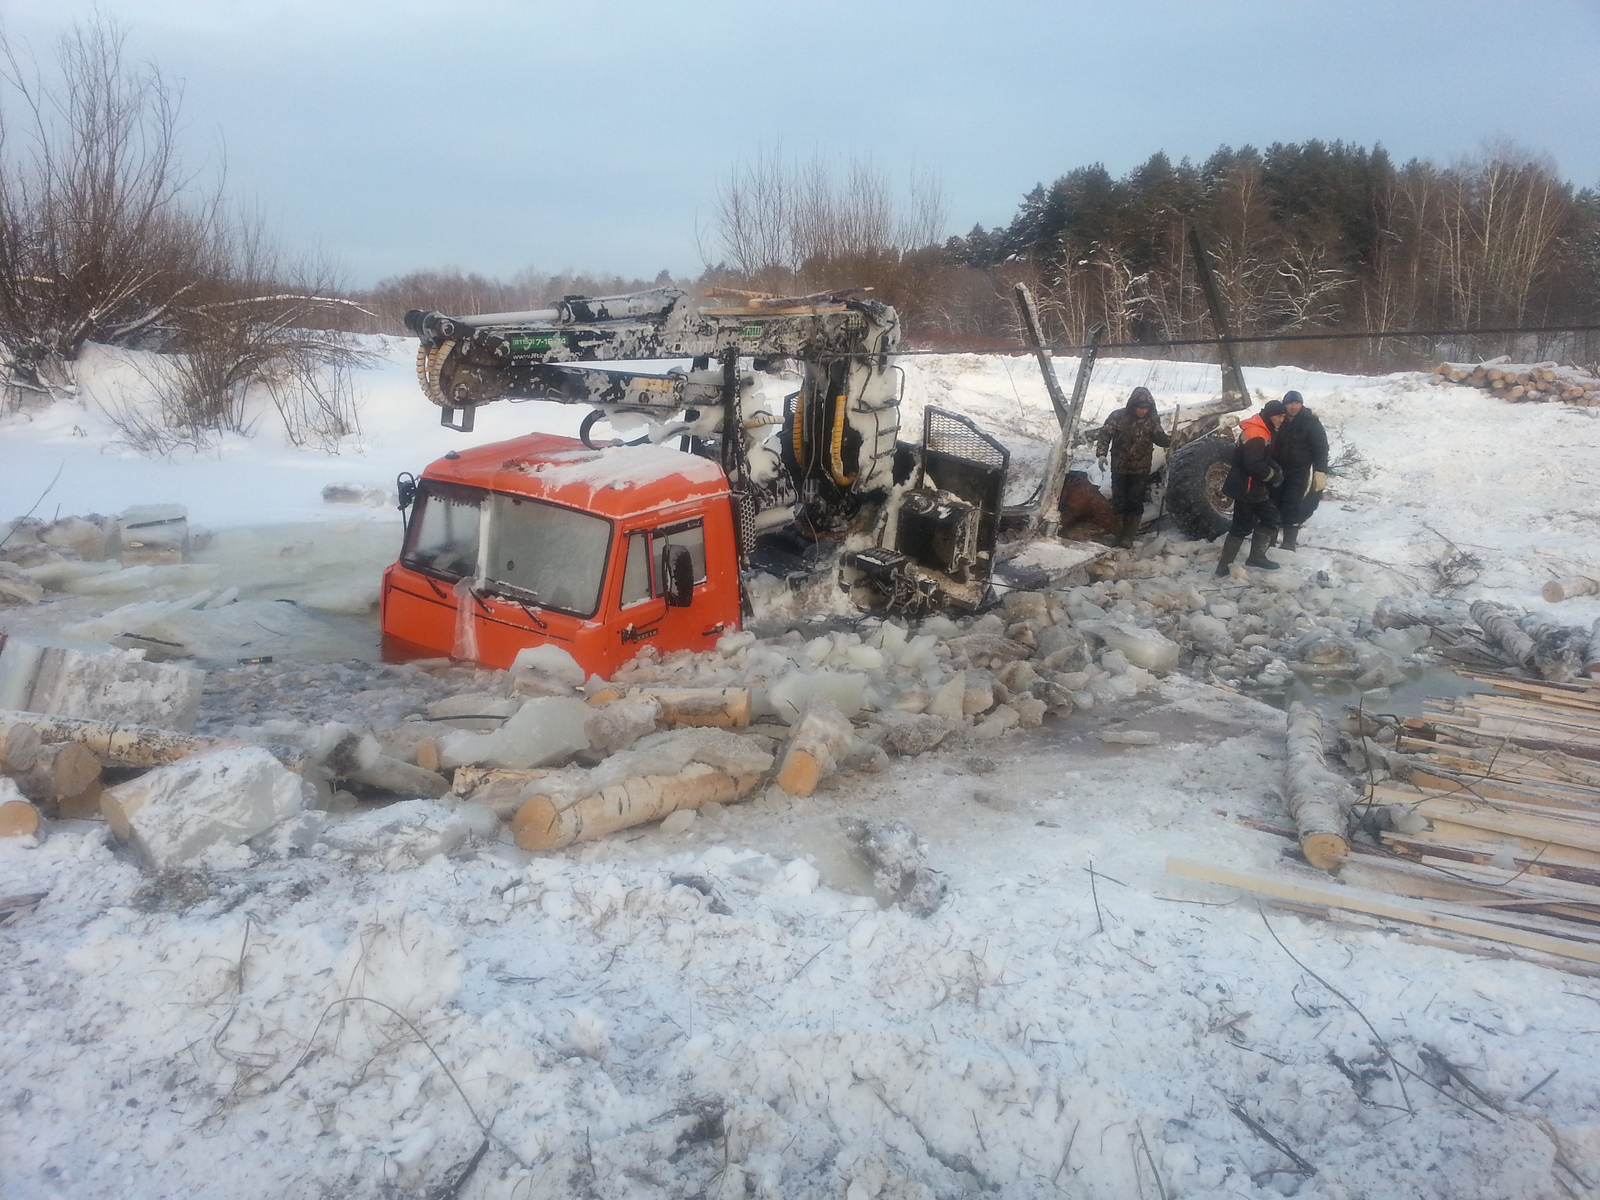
[1215,399,1287,577]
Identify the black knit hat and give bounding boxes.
[1129,386,1153,409]
[1282,390,1304,406]
[1261,399,1288,418]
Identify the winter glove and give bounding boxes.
[1096,455,1108,473]
[1311,470,1328,493]
[1267,465,1284,488]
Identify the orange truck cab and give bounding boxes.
[381,432,742,678]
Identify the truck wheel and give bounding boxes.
[1165,434,1235,541]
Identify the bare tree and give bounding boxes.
[0,18,372,447]
[707,150,947,329]
[0,19,219,392]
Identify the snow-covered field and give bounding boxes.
[3,340,1600,1200]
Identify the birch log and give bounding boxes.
[634,687,752,728]
[0,710,307,772]
[776,700,857,797]
[0,798,40,838]
[1471,600,1536,668]
[1543,577,1600,603]
[453,766,553,819]
[12,742,101,805]
[1285,701,1353,870]
[0,719,41,772]
[512,762,760,851]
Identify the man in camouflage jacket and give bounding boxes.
[1095,386,1171,547]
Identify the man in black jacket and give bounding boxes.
[1095,387,1171,547]
[1270,390,1329,551]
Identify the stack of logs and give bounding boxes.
[1435,357,1600,406]
[0,717,103,836]
[1172,671,1600,975]
[0,711,306,839]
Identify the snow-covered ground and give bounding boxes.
[3,340,1600,1199]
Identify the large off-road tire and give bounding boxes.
[1165,434,1236,541]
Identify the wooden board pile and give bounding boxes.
[1435,356,1600,405]
[1172,671,1600,975]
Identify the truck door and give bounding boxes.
[614,517,727,657]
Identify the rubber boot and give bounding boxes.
[1214,534,1244,577]
[1245,528,1280,570]
[1280,524,1301,552]
[1118,513,1139,548]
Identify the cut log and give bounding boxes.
[776,699,857,797]
[512,762,758,851]
[1285,701,1352,869]
[452,766,552,819]
[1542,579,1593,604]
[0,709,307,772]
[634,687,752,728]
[1471,600,1536,668]
[0,718,41,772]
[11,741,101,804]
[55,780,104,821]
[0,798,40,838]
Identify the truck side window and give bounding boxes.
[657,521,706,584]
[401,485,482,580]
[620,531,654,608]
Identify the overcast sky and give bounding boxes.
[4,1,1596,289]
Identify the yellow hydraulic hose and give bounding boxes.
[830,393,856,486]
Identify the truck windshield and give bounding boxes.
[485,494,611,618]
[401,482,482,580]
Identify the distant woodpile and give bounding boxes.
[1436,356,1600,406]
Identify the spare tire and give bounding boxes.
[1166,434,1236,541]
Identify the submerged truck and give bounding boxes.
[380,287,1242,676]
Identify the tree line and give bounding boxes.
[2,19,1595,451]
[936,141,1600,368]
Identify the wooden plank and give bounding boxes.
[1400,742,1600,790]
[1409,795,1600,853]
[1406,768,1600,813]
[1374,779,1598,815]
[1389,851,1600,902]
[1343,854,1599,906]
[1166,858,1600,965]
[1335,859,1600,942]
[1407,758,1600,800]
[1383,820,1600,868]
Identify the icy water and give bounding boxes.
[185,518,399,662]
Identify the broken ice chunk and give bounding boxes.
[764,669,868,724]
[102,745,305,871]
[437,696,592,770]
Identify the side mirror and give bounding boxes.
[661,543,694,608]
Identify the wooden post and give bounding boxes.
[1187,225,1251,412]
[1285,702,1351,869]
[1031,321,1107,538]
[1012,284,1072,427]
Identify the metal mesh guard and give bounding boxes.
[923,407,1008,471]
